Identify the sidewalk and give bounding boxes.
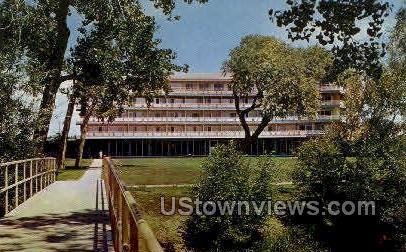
[0,159,113,251]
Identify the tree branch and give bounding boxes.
[233,90,251,138]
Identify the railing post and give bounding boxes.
[53,159,56,182]
[15,163,18,208]
[5,165,8,215]
[30,160,33,197]
[23,162,26,202]
[40,160,43,190]
[35,160,38,193]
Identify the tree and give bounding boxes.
[183,144,274,251]
[270,0,392,80]
[60,2,185,169]
[223,35,332,152]
[0,2,36,162]
[0,0,194,155]
[290,14,406,247]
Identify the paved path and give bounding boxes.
[0,159,113,251]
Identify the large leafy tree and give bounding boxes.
[270,0,392,80]
[0,3,36,162]
[55,1,185,170]
[290,9,406,250]
[0,0,191,156]
[223,35,332,152]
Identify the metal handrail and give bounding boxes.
[0,157,56,217]
[102,158,163,252]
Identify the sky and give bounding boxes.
[48,0,404,137]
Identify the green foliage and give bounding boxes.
[69,1,186,121]
[293,120,406,250]
[182,144,274,251]
[0,0,187,154]
[148,0,209,19]
[0,90,36,162]
[223,35,331,148]
[270,0,392,80]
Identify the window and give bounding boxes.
[320,110,332,116]
[322,94,332,101]
[207,126,212,132]
[230,113,236,118]
[171,127,175,132]
[186,83,193,90]
[214,83,223,91]
[193,126,197,132]
[192,113,199,118]
[229,99,233,103]
[200,83,208,90]
[98,126,103,132]
[155,98,159,104]
[155,113,160,117]
[156,127,160,132]
[205,98,211,104]
[170,98,175,104]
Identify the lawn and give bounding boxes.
[117,157,299,251]
[114,157,296,185]
[130,184,297,251]
[114,158,204,185]
[57,159,93,181]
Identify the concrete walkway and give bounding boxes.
[0,159,113,251]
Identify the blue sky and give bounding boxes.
[143,0,403,72]
[51,0,404,137]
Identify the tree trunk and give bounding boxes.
[56,87,77,173]
[33,0,70,155]
[74,104,94,169]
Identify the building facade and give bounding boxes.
[81,73,344,157]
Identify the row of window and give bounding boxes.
[121,110,333,118]
[183,83,230,91]
[91,124,325,132]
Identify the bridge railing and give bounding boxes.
[102,157,163,252]
[0,158,56,217]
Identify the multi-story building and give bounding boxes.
[81,73,344,157]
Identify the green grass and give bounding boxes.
[57,159,93,181]
[130,184,297,251]
[115,158,204,185]
[131,187,190,251]
[115,157,296,185]
[118,157,298,251]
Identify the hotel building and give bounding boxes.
[81,73,344,157]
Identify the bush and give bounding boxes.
[182,144,274,251]
[292,119,406,251]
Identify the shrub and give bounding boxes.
[182,144,273,251]
[292,119,406,251]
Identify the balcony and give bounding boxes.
[86,130,324,139]
[125,102,251,110]
[321,100,345,107]
[84,115,340,125]
[169,88,234,96]
[319,85,345,93]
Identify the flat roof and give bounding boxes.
[170,72,232,81]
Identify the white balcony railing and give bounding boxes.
[319,85,345,93]
[167,85,343,95]
[85,115,341,124]
[125,103,252,109]
[321,100,345,107]
[86,130,324,139]
[170,88,233,95]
